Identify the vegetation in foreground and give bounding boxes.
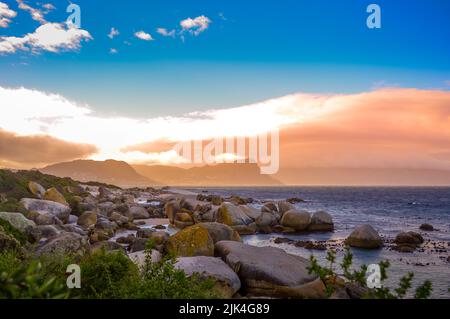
[0,242,217,299]
[308,246,433,299]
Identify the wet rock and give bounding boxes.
[255,212,278,233]
[420,223,434,231]
[277,201,295,215]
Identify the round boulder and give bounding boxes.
[280,210,311,231]
[345,224,383,249]
[167,224,214,257]
[308,211,334,231]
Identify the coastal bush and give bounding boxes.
[133,247,218,299]
[0,218,27,244]
[308,246,433,299]
[0,250,70,299]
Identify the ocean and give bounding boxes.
[185,186,450,298]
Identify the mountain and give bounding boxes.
[133,163,282,186]
[40,160,154,187]
[274,168,450,186]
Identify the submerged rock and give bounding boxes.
[420,223,434,231]
[345,224,382,249]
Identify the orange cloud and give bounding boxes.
[0,129,98,168]
[278,88,450,169]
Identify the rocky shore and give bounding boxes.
[0,170,448,299]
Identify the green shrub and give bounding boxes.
[76,249,140,299]
[0,218,27,245]
[133,249,217,299]
[308,246,433,299]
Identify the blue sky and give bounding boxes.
[1,0,449,117]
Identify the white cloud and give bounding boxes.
[41,3,55,11]
[17,0,46,24]
[0,2,17,28]
[0,86,338,165]
[156,27,175,37]
[0,22,92,54]
[180,15,211,35]
[109,48,117,54]
[134,31,153,41]
[108,27,119,39]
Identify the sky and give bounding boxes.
[0,0,450,174]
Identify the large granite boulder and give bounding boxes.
[43,187,69,206]
[308,211,334,231]
[28,181,45,198]
[129,206,150,220]
[167,224,214,257]
[239,205,261,220]
[280,210,311,231]
[20,198,71,223]
[36,232,89,256]
[198,222,241,243]
[345,224,383,249]
[215,241,325,298]
[277,201,295,215]
[0,212,35,232]
[175,256,241,298]
[217,203,253,226]
[255,212,278,233]
[77,211,97,229]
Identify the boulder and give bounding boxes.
[280,210,311,231]
[308,211,334,231]
[77,211,97,229]
[20,198,71,223]
[36,225,60,238]
[217,203,253,226]
[129,206,150,219]
[31,211,60,225]
[28,181,45,198]
[60,224,87,236]
[419,223,434,231]
[0,212,35,232]
[68,214,78,224]
[198,222,241,243]
[261,202,278,213]
[36,232,88,256]
[239,205,261,220]
[277,201,295,215]
[43,187,69,206]
[255,212,278,233]
[394,231,424,245]
[232,223,257,235]
[175,256,241,298]
[345,224,383,249]
[167,224,215,257]
[215,241,325,298]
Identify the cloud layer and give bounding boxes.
[1,86,450,169]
